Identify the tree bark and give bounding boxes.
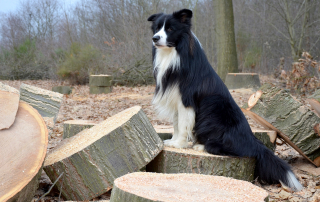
[213,0,238,82]
[110,172,269,202]
[146,146,256,181]
[0,82,19,130]
[243,83,320,166]
[43,106,163,201]
[0,101,48,202]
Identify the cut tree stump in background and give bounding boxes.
[154,125,276,151]
[43,106,163,201]
[146,145,256,181]
[63,120,97,139]
[20,83,63,123]
[0,101,48,202]
[89,75,113,94]
[110,172,269,202]
[52,86,73,95]
[0,82,20,130]
[242,83,320,166]
[225,73,261,90]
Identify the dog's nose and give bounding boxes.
[152,35,160,42]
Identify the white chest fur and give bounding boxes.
[152,48,181,120]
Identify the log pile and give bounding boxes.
[43,106,163,201]
[242,83,320,166]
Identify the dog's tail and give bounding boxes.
[255,146,303,191]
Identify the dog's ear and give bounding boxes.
[173,9,193,23]
[147,13,163,22]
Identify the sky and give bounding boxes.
[0,0,79,14]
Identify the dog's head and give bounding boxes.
[147,9,192,49]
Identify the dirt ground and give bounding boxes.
[2,75,320,202]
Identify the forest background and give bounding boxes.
[0,0,320,86]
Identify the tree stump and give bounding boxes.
[43,106,163,201]
[225,73,261,90]
[110,172,269,202]
[52,86,73,95]
[89,75,113,94]
[20,83,63,123]
[0,82,19,130]
[0,101,48,202]
[154,125,276,151]
[146,145,256,181]
[63,120,97,139]
[243,83,320,166]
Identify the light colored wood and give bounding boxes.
[0,101,48,202]
[0,82,20,130]
[110,172,269,202]
[307,98,320,117]
[247,90,262,110]
[20,83,63,123]
[146,145,256,181]
[43,106,163,201]
[63,120,97,139]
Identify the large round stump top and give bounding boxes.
[111,172,269,202]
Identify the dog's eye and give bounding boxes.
[167,27,173,32]
[155,28,160,32]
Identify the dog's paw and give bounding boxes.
[164,139,188,149]
[193,144,205,152]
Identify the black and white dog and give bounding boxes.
[148,9,302,191]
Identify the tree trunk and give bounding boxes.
[0,82,19,130]
[213,0,238,82]
[110,172,269,202]
[0,101,48,202]
[146,145,256,181]
[243,83,320,166]
[43,106,163,201]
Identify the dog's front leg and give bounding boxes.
[164,103,195,148]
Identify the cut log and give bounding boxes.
[0,82,20,130]
[63,120,97,139]
[89,75,113,87]
[247,90,262,110]
[110,172,269,202]
[90,86,112,94]
[43,106,163,201]
[52,86,73,95]
[308,89,320,103]
[225,73,261,90]
[242,84,320,166]
[146,145,256,181]
[154,125,276,151]
[20,83,63,123]
[0,101,48,202]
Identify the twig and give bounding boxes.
[36,172,64,202]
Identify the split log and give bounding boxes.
[52,86,73,95]
[110,172,269,202]
[0,101,48,202]
[63,120,97,139]
[242,83,320,166]
[225,73,261,90]
[43,106,163,201]
[154,125,276,151]
[146,145,256,181]
[20,83,63,123]
[0,82,20,130]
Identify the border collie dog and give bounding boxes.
[148,9,302,191]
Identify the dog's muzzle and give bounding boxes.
[152,35,160,43]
